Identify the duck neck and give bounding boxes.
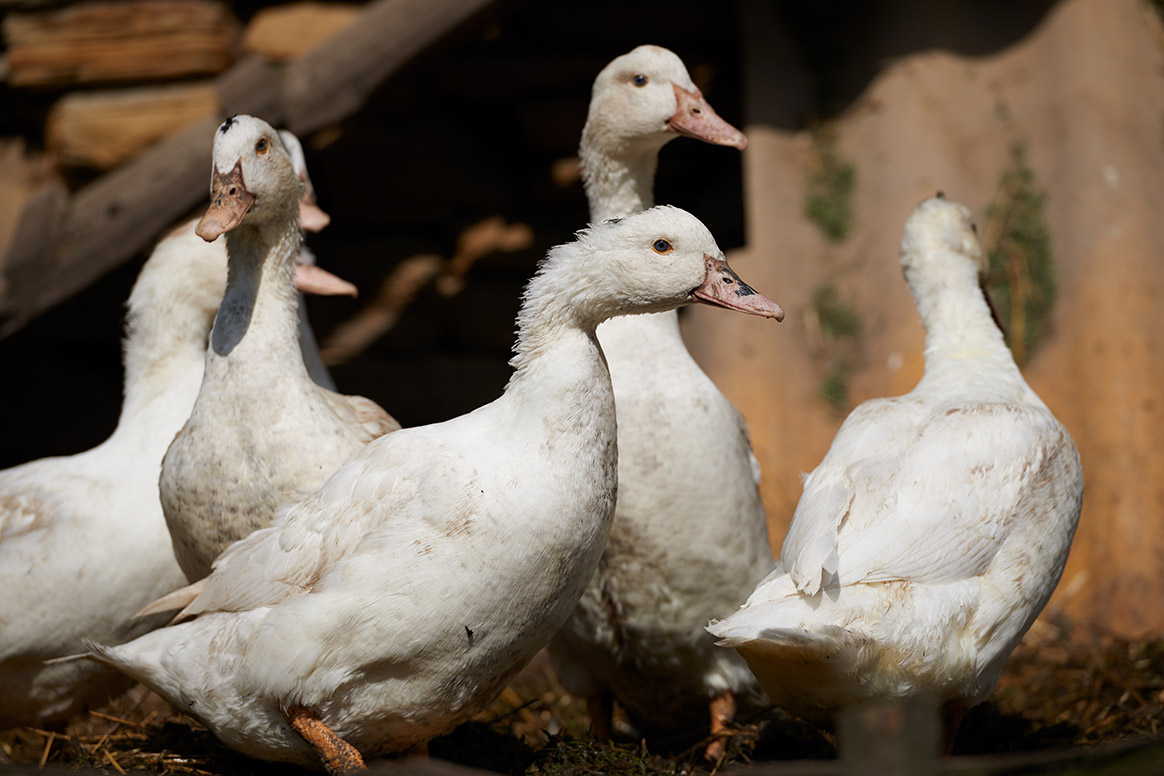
[117,289,213,431]
[209,214,304,371]
[505,256,617,413]
[908,259,1019,387]
[580,124,665,222]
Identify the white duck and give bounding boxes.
[0,132,356,730]
[85,206,784,772]
[708,195,1083,737]
[548,44,774,757]
[160,115,400,583]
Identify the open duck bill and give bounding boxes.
[692,254,784,320]
[295,264,358,298]
[195,160,254,242]
[666,84,749,151]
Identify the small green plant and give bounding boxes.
[984,144,1055,365]
[818,360,849,412]
[813,284,861,340]
[804,128,856,242]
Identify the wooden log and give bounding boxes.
[0,115,218,338]
[46,83,220,169]
[282,0,497,135]
[243,1,360,62]
[0,179,69,319]
[3,0,238,87]
[838,699,939,776]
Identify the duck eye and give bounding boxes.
[652,239,673,254]
[255,137,269,154]
[970,220,978,235]
[632,74,648,87]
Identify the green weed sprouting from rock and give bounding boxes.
[984,144,1054,365]
[813,284,861,340]
[817,360,850,412]
[804,128,856,242]
[812,284,859,412]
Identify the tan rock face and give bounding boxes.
[683,0,1164,636]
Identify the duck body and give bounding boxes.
[101,360,619,764]
[88,205,783,767]
[0,132,347,727]
[0,225,223,728]
[549,45,772,737]
[709,196,1083,717]
[554,312,773,729]
[161,117,398,582]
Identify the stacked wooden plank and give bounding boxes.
[0,0,495,337]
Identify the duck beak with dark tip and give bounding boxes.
[692,254,784,320]
[666,83,748,151]
[195,159,254,242]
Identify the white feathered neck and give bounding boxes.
[119,237,224,422]
[900,201,1026,397]
[209,217,303,362]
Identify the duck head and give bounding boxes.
[901,193,1005,333]
[196,115,300,242]
[565,206,783,323]
[585,45,747,155]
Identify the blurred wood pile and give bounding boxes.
[0,0,493,337]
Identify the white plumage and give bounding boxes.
[709,195,1083,719]
[549,45,774,747]
[160,116,399,583]
[86,205,782,769]
[0,131,349,728]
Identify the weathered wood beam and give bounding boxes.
[283,0,497,136]
[0,0,498,338]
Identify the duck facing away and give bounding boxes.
[0,136,361,729]
[709,195,1083,739]
[549,44,773,758]
[86,206,784,772]
[160,115,399,583]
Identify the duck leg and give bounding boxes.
[941,699,966,756]
[587,691,614,742]
[283,704,368,775]
[704,689,737,762]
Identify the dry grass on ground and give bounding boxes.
[2,623,1162,775]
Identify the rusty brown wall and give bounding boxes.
[684,0,1164,635]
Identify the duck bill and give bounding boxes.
[295,264,358,298]
[692,255,783,320]
[298,171,331,233]
[195,160,254,242]
[666,84,748,150]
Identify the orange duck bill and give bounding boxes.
[666,84,748,150]
[195,160,254,242]
[692,254,783,320]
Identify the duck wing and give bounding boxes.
[319,388,401,441]
[783,400,1080,596]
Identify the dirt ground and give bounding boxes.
[2,620,1162,775]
